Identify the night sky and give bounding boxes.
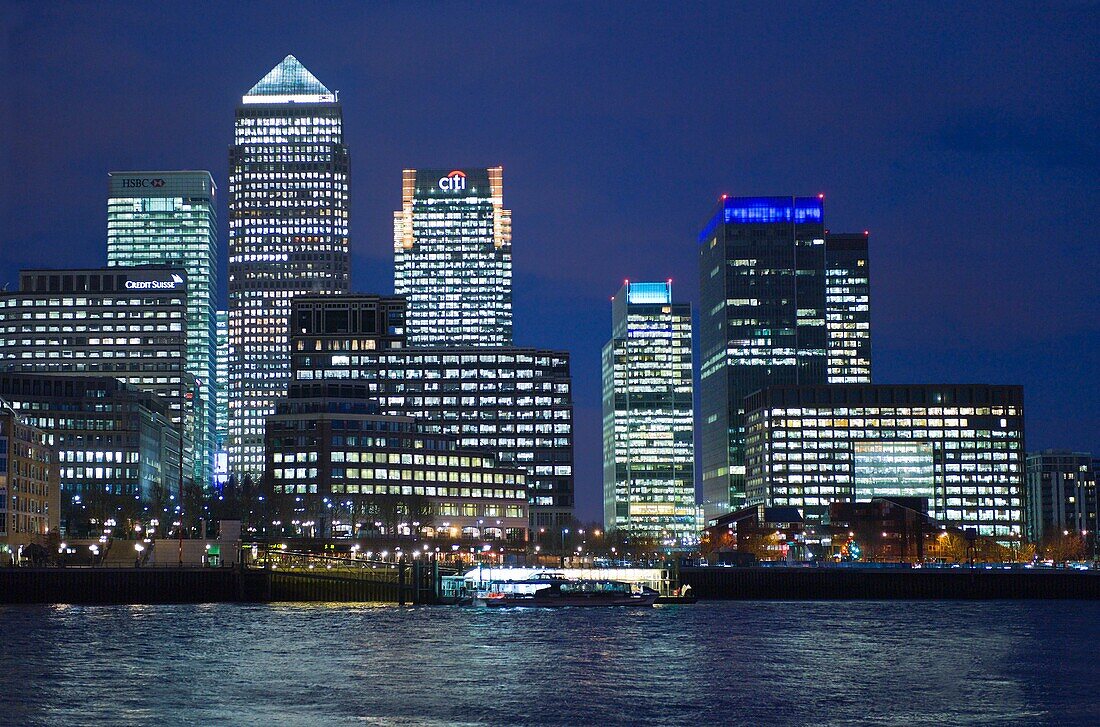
[2,3,1097,521]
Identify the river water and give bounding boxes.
[1,600,1096,726]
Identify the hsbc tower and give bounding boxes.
[107,170,217,487]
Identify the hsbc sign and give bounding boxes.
[121,178,166,188]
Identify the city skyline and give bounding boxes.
[2,3,1096,521]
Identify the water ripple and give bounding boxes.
[0,601,1096,726]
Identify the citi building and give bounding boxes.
[394,167,512,347]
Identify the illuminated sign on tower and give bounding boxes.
[438,170,467,192]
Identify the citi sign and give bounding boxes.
[125,274,185,290]
[122,178,166,188]
[437,170,466,192]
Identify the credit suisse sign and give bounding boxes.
[124,273,186,290]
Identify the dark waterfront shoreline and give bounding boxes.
[4,566,1099,605]
[2,600,1097,726]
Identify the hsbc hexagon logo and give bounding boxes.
[151,178,166,187]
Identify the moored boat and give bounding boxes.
[481,574,659,608]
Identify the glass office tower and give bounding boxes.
[825,232,872,383]
[394,167,512,347]
[213,310,229,490]
[228,55,349,478]
[107,170,217,485]
[0,268,198,495]
[698,196,829,522]
[602,281,695,545]
[215,310,228,447]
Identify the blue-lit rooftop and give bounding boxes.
[626,281,672,305]
[698,196,824,242]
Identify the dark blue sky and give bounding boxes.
[2,2,1097,521]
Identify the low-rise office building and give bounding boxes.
[0,374,183,535]
[265,382,528,542]
[744,384,1025,538]
[0,405,59,551]
[1025,450,1098,545]
[0,267,202,487]
[291,340,573,529]
[827,497,934,562]
[704,504,805,562]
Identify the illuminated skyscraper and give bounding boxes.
[602,281,695,544]
[107,171,217,485]
[698,196,829,522]
[215,310,228,447]
[825,232,872,383]
[699,198,875,521]
[214,310,229,490]
[228,55,349,477]
[393,167,512,347]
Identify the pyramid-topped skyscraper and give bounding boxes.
[244,54,336,103]
[227,55,349,479]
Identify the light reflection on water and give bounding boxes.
[0,601,1096,726]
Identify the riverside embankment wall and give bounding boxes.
[679,566,1100,599]
[0,568,417,604]
[4,566,1099,604]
